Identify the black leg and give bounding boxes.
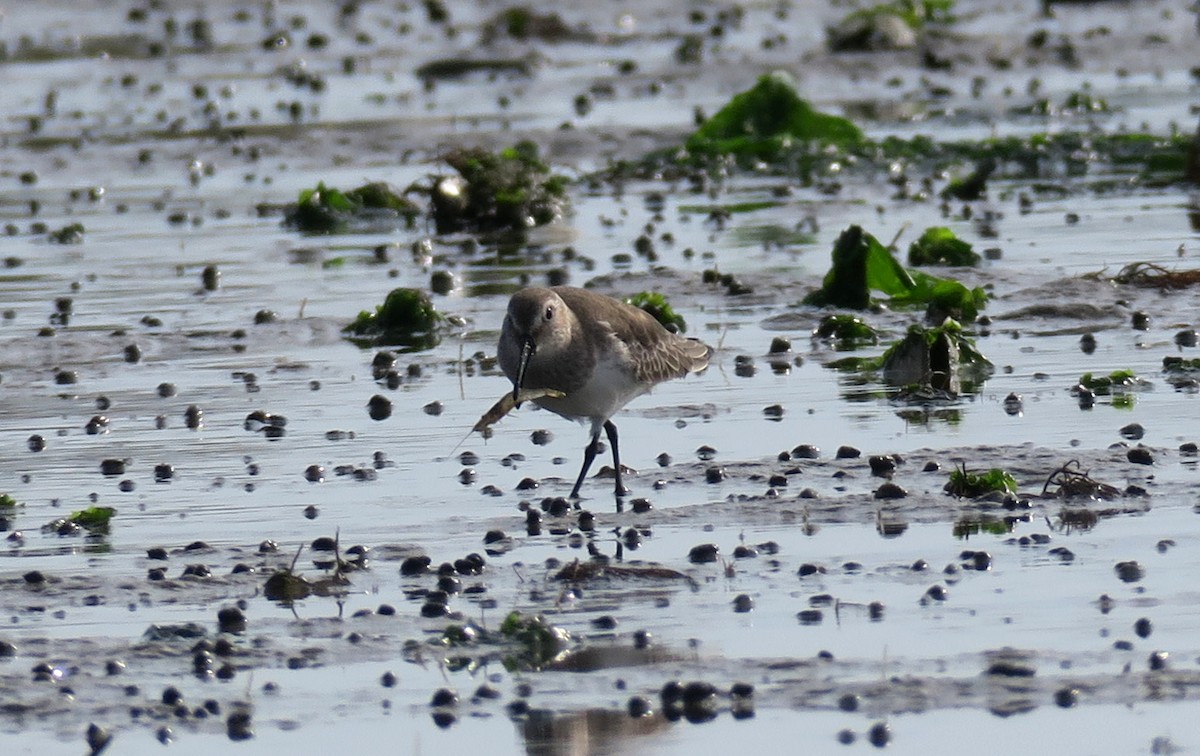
[604,420,631,497]
[569,429,602,499]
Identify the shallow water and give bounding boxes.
[2,0,1200,753]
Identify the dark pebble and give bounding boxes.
[797,609,823,625]
[1054,687,1079,708]
[633,630,652,649]
[1126,447,1153,465]
[400,556,431,576]
[837,693,859,712]
[1120,423,1144,440]
[99,459,126,476]
[217,607,246,633]
[835,445,861,459]
[732,594,754,613]
[304,465,325,483]
[868,455,896,476]
[226,710,253,741]
[1134,617,1152,638]
[660,681,683,705]
[867,722,891,748]
[430,688,458,707]
[381,671,397,688]
[688,543,719,564]
[366,394,392,421]
[154,463,174,481]
[23,570,45,585]
[627,696,652,718]
[924,585,948,601]
[797,563,821,577]
[85,723,111,754]
[147,547,168,560]
[311,536,336,552]
[1149,651,1169,671]
[704,466,726,484]
[1114,560,1145,583]
[874,482,907,499]
[791,444,820,459]
[27,434,45,452]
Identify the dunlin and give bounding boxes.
[498,286,712,498]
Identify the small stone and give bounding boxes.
[1054,687,1079,708]
[1119,423,1144,440]
[874,482,907,499]
[1126,447,1153,465]
[688,543,719,563]
[1134,617,1152,638]
[867,722,891,748]
[1114,561,1144,583]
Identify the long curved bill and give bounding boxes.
[513,337,535,404]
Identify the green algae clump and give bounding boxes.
[686,72,864,159]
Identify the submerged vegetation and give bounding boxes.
[425,142,569,234]
[945,464,1017,498]
[283,143,568,236]
[285,182,419,234]
[828,318,992,397]
[812,314,880,349]
[626,291,687,332]
[344,287,444,349]
[907,226,980,267]
[1075,369,1144,395]
[804,225,988,321]
[686,72,864,159]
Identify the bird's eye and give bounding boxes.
[544,306,554,321]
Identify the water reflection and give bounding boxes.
[520,707,669,756]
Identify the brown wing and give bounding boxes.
[553,287,712,385]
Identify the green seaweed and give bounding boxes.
[626,291,686,333]
[686,72,864,159]
[48,223,85,244]
[426,142,569,234]
[344,287,443,350]
[908,226,980,267]
[813,314,879,348]
[0,493,20,509]
[804,225,987,320]
[1077,369,1142,394]
[846,0,955,30]
[946,465,1016,498]
[285,181,419,233]
[829,0,956,52]
[826,318,991,397]
[69,506,116,534]
[499,611,570,671]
